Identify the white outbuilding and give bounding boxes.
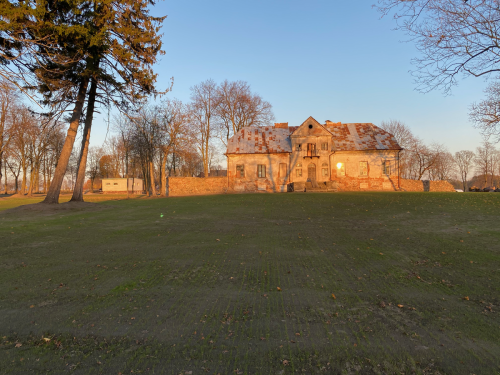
[101,178,144,193]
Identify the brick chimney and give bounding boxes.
[274,122,288,129]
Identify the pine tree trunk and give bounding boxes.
[42,78,89,204]
[71,78,97,202]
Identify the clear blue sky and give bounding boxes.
[92,0,488,153]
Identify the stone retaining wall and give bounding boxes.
[167,177,228,197]
[400,179,455,192]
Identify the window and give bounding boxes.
[359,161,368,176]
[236,165,245,178]
[321,162,328,177]
[279,163,287,178]
[296,163,302,177]
[114,182,118,185]
[257,164,266,178]
[336,162,345,176]
[382,160,391,175]
[307,143,316,157]
[321,142,328,150]
[308,124,313,129]
[295,144,302,151]
[106,183,111,185]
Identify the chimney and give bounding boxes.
[274,122,288,129]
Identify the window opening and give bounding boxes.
[236,164,245,178]
[382,160,391,175]
[257,164,266,178]
[307,143,316,157]
[279,163,287,178]
[295,144,302,151]
[359,161,368,176]
[336,162,345,176]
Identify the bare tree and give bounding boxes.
[87,146,103,192]
[379,120,415,149]
[430,150,455,181]
[190,79,218,177]
[0,78,18,185]
[475,140,497,186]
[376,0,500,93]
[405,139,444,180]
[470,80,500,142]
[156,99,191,195]
[215,80,274,144]
[454,150,475,191]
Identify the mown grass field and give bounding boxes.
[0,192,499,374]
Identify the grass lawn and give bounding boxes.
[0,192,499,374]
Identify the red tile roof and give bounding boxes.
[226,120,401,155]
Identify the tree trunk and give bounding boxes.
[71,78,97,202]
[42,78,89,204]
[3,159,7,194]
[21,160,27,195]
[149,161,156,197]
[159,151,167,197]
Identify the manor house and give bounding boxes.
[226,116,402,192]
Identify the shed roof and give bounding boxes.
[226,126,292,154]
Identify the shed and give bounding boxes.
[101,178,144,193]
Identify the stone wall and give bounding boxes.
[400,179,455,192]
[334,176,399,191]
[167,177,228,197]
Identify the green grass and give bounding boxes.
[0,192,499,374]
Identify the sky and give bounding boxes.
[91,0,489,154]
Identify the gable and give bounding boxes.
[291,116,332,137]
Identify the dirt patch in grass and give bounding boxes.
[0,201,111,216]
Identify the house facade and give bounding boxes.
[226,116,402,192]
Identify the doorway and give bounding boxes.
[308,163,316,185]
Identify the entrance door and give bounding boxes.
[308,163,316,185]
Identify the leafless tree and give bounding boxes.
[0,78,19,185]
[87,146,104,192]
[190,79,218,177]
[429,150,455,181]
[215,80,274,144]
[379,119,415,149]
[470,79,500,142]
[376,0,500,93]
[454,150,476,191]
[475,140,498,186]
[405,139,444,180]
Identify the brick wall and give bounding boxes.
[167,177,228,197]
[400,179,455,192]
